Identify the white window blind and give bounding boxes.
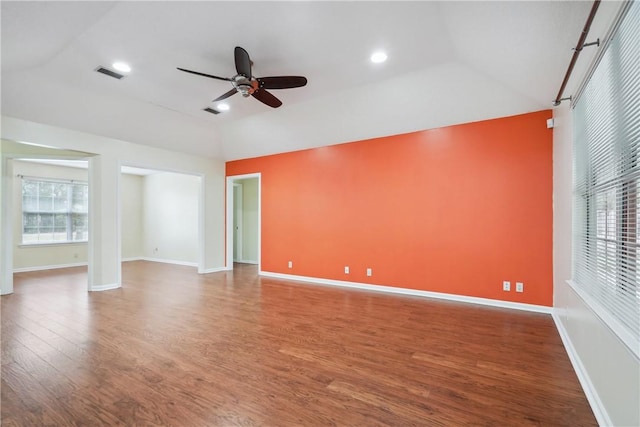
[572,0,640,356]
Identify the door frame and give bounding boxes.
[232,182,243,262]
[225,173,261,270]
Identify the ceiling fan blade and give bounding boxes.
[234,46,252,79]
[258,76,308,90]
[213,88,238,102]
[251,89,282,108]
[177,67,231,82]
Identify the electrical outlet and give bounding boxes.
[344,266,349,274]
[288,261,292,269]
[503,281,511,291]
[366,268,372,277]
[516,282,524,293]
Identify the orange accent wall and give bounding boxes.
[226,110,553,306]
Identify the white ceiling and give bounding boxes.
[1,1,622,161]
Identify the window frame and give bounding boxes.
[570,0,639,358]
[21,176,89,246]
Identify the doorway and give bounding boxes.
[119,165,204,278]
[13,159,90,273]
[226,174,261,270]
[1,139,94,295]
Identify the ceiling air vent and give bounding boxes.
[203,107,221,115]
[95,66,125,80]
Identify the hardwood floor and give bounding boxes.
[2,261,596,426]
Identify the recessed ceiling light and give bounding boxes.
[217,103,230,111]
[112,62,131,73]
[370,51,387,64]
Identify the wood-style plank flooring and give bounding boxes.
[2,261,596,426]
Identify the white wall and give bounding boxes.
[552,105,640,427]
[121,173,144,260]
[12,160,89,270]
[238,178,258,263]
[143,172,199,265]
[1,116,225,293]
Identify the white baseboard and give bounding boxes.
[14,258,210,274]
[90,283,121,292]
[234,259,259,265]
[259,271,552,314]
[13,262,88,273]
[140,257,197,267]
[199,267,227,274]
[552,312,612,427]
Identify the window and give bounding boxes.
[572,1,639,356]
[22,178,89,244]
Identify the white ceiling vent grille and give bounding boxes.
[95,66,125,80]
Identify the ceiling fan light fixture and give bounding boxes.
[239,86,251,97]
[370,51,387,63]
[112,62,131,73]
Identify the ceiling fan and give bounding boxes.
[178,46,307,109]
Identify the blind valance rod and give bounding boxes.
[17,175,85,184]
[553,0,601,106]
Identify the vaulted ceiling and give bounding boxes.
[1,1,621,160]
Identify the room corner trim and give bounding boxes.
[89,283,121,292]
[552,311,612,427]
[259,271,552,314]
[140,257,198,267]
[13,262,88,273]
[199,267,227,274]
[234,259,259,265]
[122,257,143,262]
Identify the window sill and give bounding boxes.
[19,241,88,248]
